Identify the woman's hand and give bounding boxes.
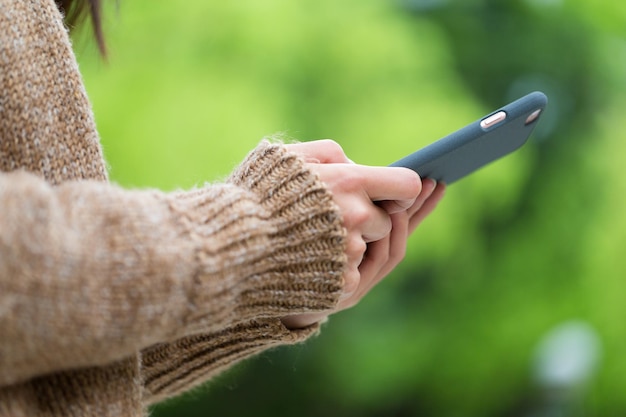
[281,140,446,329]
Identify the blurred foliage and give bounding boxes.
[76,0,626,415]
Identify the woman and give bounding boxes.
[0,0,445,416]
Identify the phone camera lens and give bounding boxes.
[525,109,542,125]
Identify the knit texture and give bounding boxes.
[0,0,347,416]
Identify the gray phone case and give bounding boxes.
[390,91,548,184]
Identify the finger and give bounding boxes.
[359,236,391,285]
[353,165,422,208]
[359,210,409,289]
[377,199,413,215]
[356,204,392,243]
[337,187,393,243]
[285,140,350,164]
[341,232,367,302]
[340,263,362,302]
[360,212,407,286]
[380,176,438,215]
[352,233,393,303]
[337,241,388,311]
[382,210,410,275]
[407,178,438,218]
[408,182,446,233]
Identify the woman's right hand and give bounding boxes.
[281,140,445,328]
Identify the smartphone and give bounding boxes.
[390,91,548,185]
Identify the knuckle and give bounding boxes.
[346,234,367,257]
[334,166,362,191]
[342,268,360,296]
[320,139,347,162]
[365,213,392,242]
[350,205,371,228]
[315,139,348,163]
[383,215,393,235]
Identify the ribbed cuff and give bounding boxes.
[227,140,347,317]
[168,140,346,333]
[142,318,319,404]
[140,140,347,405]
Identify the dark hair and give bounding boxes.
[55,0,106,55]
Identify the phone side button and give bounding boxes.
[480,111,507,129]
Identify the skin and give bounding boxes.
[280,140,446,329]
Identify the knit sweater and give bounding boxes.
[0,1,347,416]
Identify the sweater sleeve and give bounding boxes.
[138,142,346,404]
[0,141,347,387]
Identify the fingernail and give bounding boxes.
[425,178,437,189]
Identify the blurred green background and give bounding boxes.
[75,0,626,415]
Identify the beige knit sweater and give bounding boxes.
[0,1,348,415]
